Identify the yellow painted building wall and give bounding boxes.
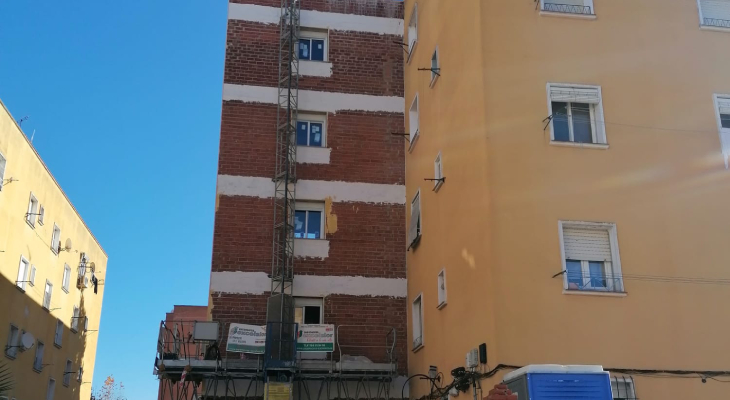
[404,1,730,399]
[0,100,108,400]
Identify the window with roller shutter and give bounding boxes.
[547,83,607,146]
[559,221,624,293]
[714,95,730,168]
[699,0,730,28]
[541,0,594,15]
[408,190,422,250]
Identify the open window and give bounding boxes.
[294,297,323,325]
[407,3,418,61]
[437,269,447,308]
[411,294,423,350]
[16,255,30,291]
[26,193,39,227]
[408,190,422,250]
[409,94,420,149]
[43,281,53,309]
[0,151,6,191]
[430,47,440,86]
[51,224,61,254]
[434,152,444,191]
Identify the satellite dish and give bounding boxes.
[64,238,73,251]
[21,332,35,350]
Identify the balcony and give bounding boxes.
[703,18,730,28]
[541,2,594,17]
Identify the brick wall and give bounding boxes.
[230,0,404,19]
[225,21,404,97]
[213,196,406,278]
[219,101,405,184]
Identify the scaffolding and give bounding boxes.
[154,321,401,400]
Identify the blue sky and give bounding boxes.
[0,1,227,398]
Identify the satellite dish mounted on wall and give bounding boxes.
[21,332,35,350]
[64,238,73,251]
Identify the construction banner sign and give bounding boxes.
[226,323,266,354]
[296,324,335,352]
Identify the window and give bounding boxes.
[437,269,447,308]
[409,94,420,145]
[43,281,53,310]
[62,264,71,293]
[63,360,72,386]
[16,256,30,291]
[84,316,89,332]
[299,30,327,62]
[0,152,6,191]
[548,84,606,145]
[5,324,20,358]
[26,193,39,227]
[33,341,45,371]
[611,376,636,400]
[412,294,423,350]
[51,224,61,254]
[699,0,730,28]
[46,378,56,400]
[54,319,63,347]
[430,47,439,86]
[559,221,624,293]
[408,190,422,249]
[294,203,324,239]
[714,94,730,168]
[296,114,326,147]
[38,205,45,225]
[29,265,36,287]
[71,306,80,332]
[541,0,594,15]
[294,298,323,325]
[77,366,83,382]
[434,152,444,191]
[79,253,88,277]
[407,3,418,60]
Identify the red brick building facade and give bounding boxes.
[209,0,407,377]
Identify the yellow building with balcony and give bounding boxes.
[403,1,730,399]
[0,99,107,400]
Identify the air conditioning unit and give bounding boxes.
[77,275,89,289]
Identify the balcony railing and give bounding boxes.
[704,18,730,28]
[566,271,624,293]
[542,3,593,15]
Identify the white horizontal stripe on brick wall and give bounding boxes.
[298,61,333,77]
[228,3,403,36]
[294,238,329,258]
[223,84,404,114]
[210,271,407,297]
[297,146,331,164]
[217,175,406,204]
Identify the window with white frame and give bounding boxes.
[62,264,71,293]
[0,152,6,191]
[560,221,623,293]
[411,294,423,350]
[297,113,326,147]
[409,94,420,144]
[408,190,422,249]
[38,205,45,225]
[47,378,56,400]
[294,297,323,325]
[51,224,61,254]
[77,366,84,382]
[714,94,730,168]
[299,29,327,62]
[16,256,30,290]
[548,84,606,145]
[33,340,45,371]
[407,4,418,58]
[63,360,72,386]
[434,152,444,191]
[430,47,439,85]
[541,0,594,15]
[611,376,636,400]
[29,265,37,287]
[26,193,39,227]
[43,281,53,309]
[5,324,20,358]
[699,0,730,28]
[84,316,89,332]
[294,203,324,239]
[55,319,63,347]
[71,306,80,332]
[437,269,447,308]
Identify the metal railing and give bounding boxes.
[156,320,217,362]
[704,18,730,28]
[336,325,397,369]
[565,271,624,293]
[542,3,593,15]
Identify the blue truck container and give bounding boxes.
[503,365,612,400]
